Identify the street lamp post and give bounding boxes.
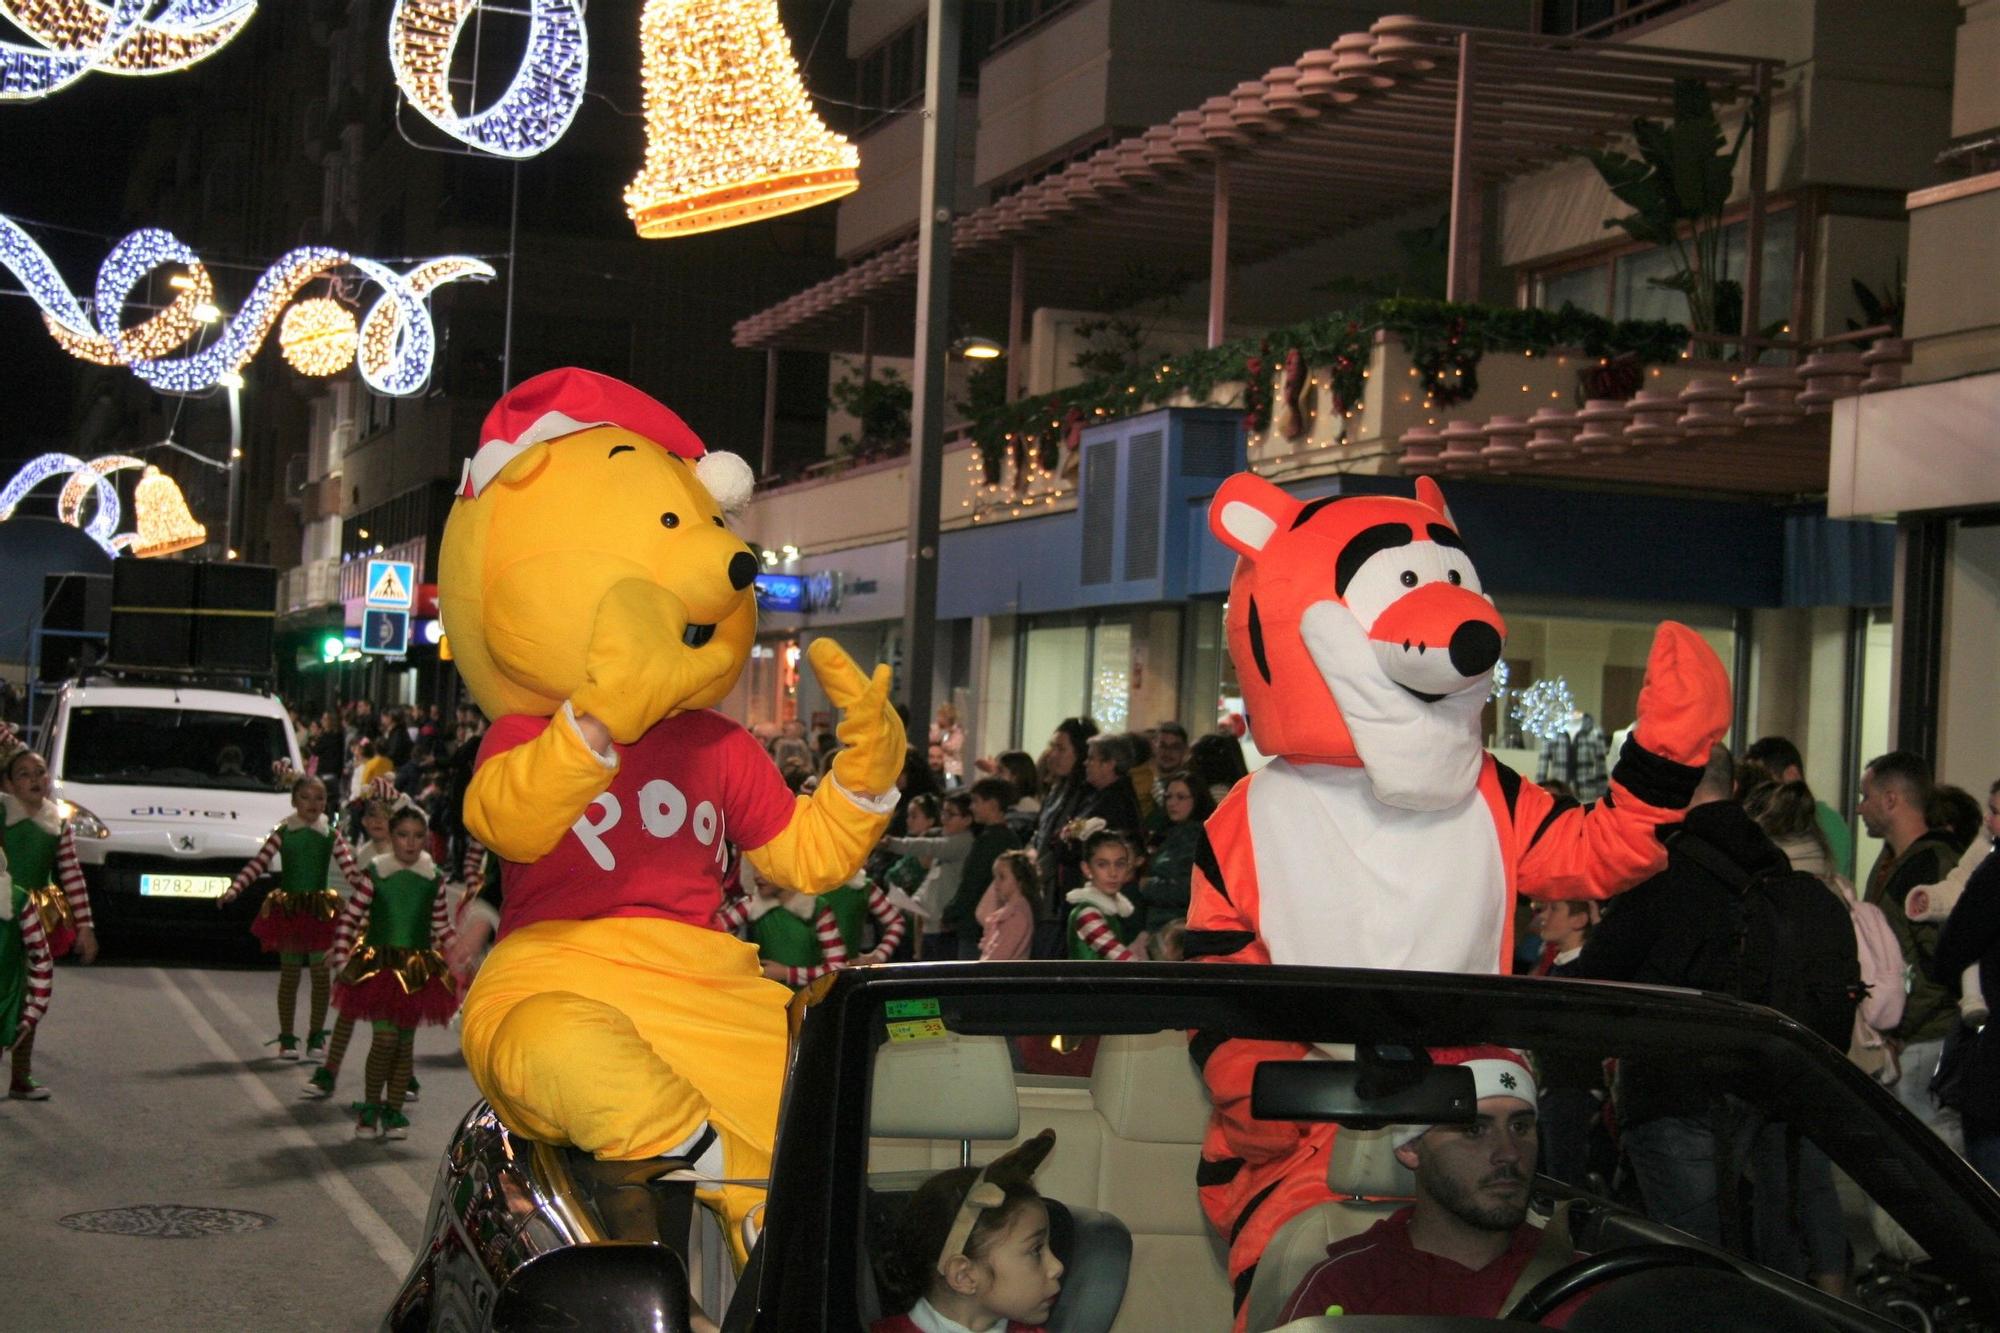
[901,0,961,745]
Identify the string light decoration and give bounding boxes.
[624,0,859,239]
[0,214,490,394]
[389,0,587,158]
[1,0,257,101]
[1510,677,1575,743]
[279,297,359,375]
[0,451,158,556]
[131,465,206,556]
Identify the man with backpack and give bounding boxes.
[1571,745,1855,1294]
[1859,750,1964,1149]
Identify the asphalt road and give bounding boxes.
[0,959,477,1331]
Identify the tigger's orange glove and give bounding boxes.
[1630,621,1732,766]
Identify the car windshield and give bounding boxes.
[827,965,2000,1333]
[61,705,291,792]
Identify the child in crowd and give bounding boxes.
[0,846,55,1101]
[880,794,939,918]
[821,869,911,965]
[1905,790,1997,1027]
[978,850,1039,962]
[715,864,849,987]
[304,783,423,1102]
[881,793,976,960]
[872,1130,1063,1333]
[2,748,96,967]
[222,773,369,1062]
[1153,918,1187,962]
[328,805,460,1140]
[1064,830,1142,961]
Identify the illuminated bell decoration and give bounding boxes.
[624,0,859,239]
[131,465,206,557]
[279,297,359,376]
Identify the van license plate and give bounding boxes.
[140,873,232,899]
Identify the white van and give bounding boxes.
[41,676,303,953]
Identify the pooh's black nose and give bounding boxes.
[728,551,757,590]
[1449,620,1502,677]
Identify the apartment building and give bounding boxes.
[729,0,1959,875]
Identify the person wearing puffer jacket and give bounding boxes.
[1906,780,2000,1027]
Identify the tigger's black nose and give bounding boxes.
[1449,620,1502,677]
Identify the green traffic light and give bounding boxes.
[321,634,345,662]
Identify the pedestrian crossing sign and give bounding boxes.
[365,559,415,608]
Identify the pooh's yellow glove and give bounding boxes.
[570,579,737,746]
[810,638,905,796]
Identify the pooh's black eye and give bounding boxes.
[1447,569,1462,585]
[712,516,724,527]
[1399,570,1418,588]
[660,513,680,528]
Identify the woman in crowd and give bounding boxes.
[932,702,965,786]
[1044,732,1142,903]
[1134,773,1213,938]
[1031,719,1099,894]
[977,750,1043,844]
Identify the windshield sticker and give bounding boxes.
[885,1017,948,1044]
[885,998,941,1020]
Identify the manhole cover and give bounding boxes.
[59,1205,274,1239]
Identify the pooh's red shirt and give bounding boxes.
[479,709,795,936]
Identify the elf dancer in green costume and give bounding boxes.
[328,805,460,1140]
[819,868,909,965]
[222,774,371,1060]
[304,783,423,1102]
[1064,830,1142,962]
[715,870,849,987]
[1,748,95,1099]
[0,847,56,1099]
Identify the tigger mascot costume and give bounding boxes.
[1187,472,1731,1325]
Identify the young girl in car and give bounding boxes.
[327,805,460,1140]
[0,845,56,1101]
[221,773,369,1062]
[873,1130,1063,1333]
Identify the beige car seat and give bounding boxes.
[1240,1127,1414,1332]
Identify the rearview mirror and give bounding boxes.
[1251,1050,1476,1128]
[492,1242,697,1331]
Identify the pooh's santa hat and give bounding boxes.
[459,366,754,512]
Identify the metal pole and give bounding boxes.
[1206,162,1231,348]
[1006,243,1026,400]
[1739,64,1771,356]
[225,382,242,557]
[1446,32,1479,303]
[501,162,521,391]
[860,304,874,390]
[902,0,960,739]
[761,348,779,477]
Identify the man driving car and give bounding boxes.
[1276,1047,1581,1324]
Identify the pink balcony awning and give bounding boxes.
[732,17,1776,355]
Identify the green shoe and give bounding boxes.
[267,1034,301,1062]
[354,1102,381,1138]
[8,1077,51,1101]
[301,1068,336,1099]
[305,1029,330,1060]
[379,1109,410,1140]
[405,1074,420,1104]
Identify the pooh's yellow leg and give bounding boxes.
[460,917,789,1265]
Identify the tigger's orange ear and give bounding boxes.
[1210,472,1298,559]
[1414,476,1457,527]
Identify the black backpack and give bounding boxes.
[1672,832,1863,1050]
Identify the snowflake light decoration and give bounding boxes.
[1510,677,1575,743]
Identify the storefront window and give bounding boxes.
[1534,210,1796,331]
[1020,618,1088,755]
[1013,608,1184,752]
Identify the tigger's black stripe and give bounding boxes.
[1231,1180,1284,1244]
[1196,1156,1245,1187]
[1527,795,1581,851]
[1190,1028,1230,1070]
[1194,827,1229,904]
[1290,494,1346,529]
[1612,735,1704,809]
[1247,596,1272,684]
[1233,1265,1258,1310]
[1493,759,1523,822]
[1183,928,1257,959]
[1334,522,1414,597]
[1428,523,1465,549]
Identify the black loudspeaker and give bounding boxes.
[192,563,277,672]
[39,573,111,682]
[110,560,196,668]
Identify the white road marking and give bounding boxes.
[151,968,415,1277]
[186,967,435,1219]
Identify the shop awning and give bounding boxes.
[732,16,1776,356]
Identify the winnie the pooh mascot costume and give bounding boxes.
[1186,472,1731,1327]
[440,368,904,1262]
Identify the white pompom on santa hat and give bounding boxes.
[1392,1046,1538,1148]
[458,366,754,514]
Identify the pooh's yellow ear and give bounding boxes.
[492,441,553,490]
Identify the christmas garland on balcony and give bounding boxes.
[970,299,1688,480]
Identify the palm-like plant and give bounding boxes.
[1573,78,1754,335]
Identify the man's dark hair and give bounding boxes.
[967,776,1015,809]
[1744,736,1804,775]
[1695,743,1734,802]
[1154,721,1188,740]
[1865,750,1933,803]
[1929,785,1983,853]
[940,792,973,820]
